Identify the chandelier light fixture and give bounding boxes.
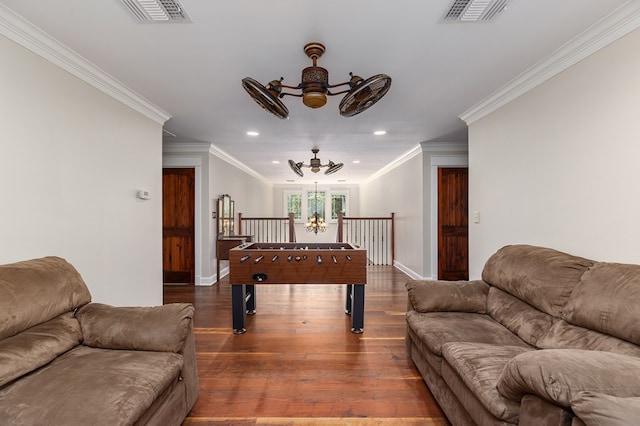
[306,182,327,234]
[242,42,392,119]
[288,148,343,177]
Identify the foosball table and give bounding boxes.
[229,242,367,334]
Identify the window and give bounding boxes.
[307,190,326,220]
[284,188,349,222]
[285,192,302,220]
[331,193,347,220]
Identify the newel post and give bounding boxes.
[337,212,344,243]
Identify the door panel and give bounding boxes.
[162,168,195,283]
[438,168,469,280]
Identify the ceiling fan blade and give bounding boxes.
[242,77,289,119]
[339,74,392,118]
[324,161,344,175]
[288,160,304,177]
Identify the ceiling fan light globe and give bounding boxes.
[303,91,328,108]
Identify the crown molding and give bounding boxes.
[0,4,171,124]
[420,141,468,153]
[362,144,422,184]
[460,0,640,125]
[162,141,211,153]
[208,144,272,187]
[162,141,272,186]
[362,140,469,184]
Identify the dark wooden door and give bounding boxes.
[438,167,469,280]
[162,168,195,283]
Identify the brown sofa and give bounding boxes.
[406,245,640,426]
[0,256,198,425]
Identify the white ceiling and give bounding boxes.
[0,0,630,184]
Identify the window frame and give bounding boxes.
[283,188,349,224]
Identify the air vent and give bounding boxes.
[120,0,191,23]
[443,0,510,22]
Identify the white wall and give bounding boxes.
[468,28,640,277]
[360,150,424,277]
[162,143,274,283]
[0,35,164,305]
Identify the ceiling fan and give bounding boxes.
[242,42,392,119]
[288,148,344,177]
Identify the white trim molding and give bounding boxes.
[394,260,431,281]
[430,154,468,280]
[421,141,468,153]
[161,158,203,285]
[460,0,640,125]
[209,144,272,187]
[0,4,171,124]
[163,142,211,154]
[363,144,422,184]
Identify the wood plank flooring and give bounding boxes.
[164,266,448,425]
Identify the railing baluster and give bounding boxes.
[334,214,394,266]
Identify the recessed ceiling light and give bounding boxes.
[246,131,259,136]
[272,160,280,164]
[373,130,386,136]
[352,160,361,164]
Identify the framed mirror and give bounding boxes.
[217,194,235,237]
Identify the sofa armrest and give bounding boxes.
[76,302,194,353]
[405,279,489,313]
[497,349,640,408]
[571,391,640,426]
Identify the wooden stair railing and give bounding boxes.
[238,212,296,243]
[336,212,394,265]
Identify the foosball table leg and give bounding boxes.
[350,284,365,334]
[232,284,247,334]
[345,284,353,314]
[246,284,256,315]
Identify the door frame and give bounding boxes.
[430,155,468,280]
[163,157,201,285]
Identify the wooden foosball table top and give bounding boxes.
[229,242,366,285]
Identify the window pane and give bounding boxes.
[331,194,347,220]
[287,194,302,220]
[307,191,325,219]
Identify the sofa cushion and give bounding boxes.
[0,256,91,340]
[0,345,184,425]
[0,312,82,387]
[406,311,531,357]
[536,320,640,357]
[406,279,489,313]
[76,303,194,353]
[487,287,555,347]
[482,245,593,317]
[570,391,640,426]
[563,262,640,346]
[497,349,640,407]
[442,342,531,423]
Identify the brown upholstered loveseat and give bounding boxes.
[406,245,640,425]
[0,256,198,425]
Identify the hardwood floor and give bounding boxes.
[164,266,448,425]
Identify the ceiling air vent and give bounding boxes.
[443,0,510,23]
[120,0,191,23]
